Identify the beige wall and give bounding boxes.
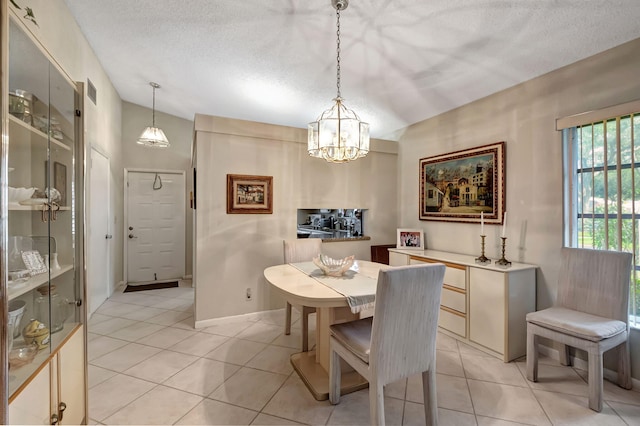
[121,101,194,277]
[193,115,398,322]
[397,37,640,378]
[13,0,124,291]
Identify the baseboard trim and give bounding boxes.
[537,344,640,390]
[194,308,285,329]
[114,281,126,294]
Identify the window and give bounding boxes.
[296,208,366,240]
[562,106,640,327]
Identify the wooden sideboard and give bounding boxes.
[388,248,537,362]
[371,244,396,264]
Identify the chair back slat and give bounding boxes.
[283,239,322,263]
[556,247,632,323]
[369,263,445,384]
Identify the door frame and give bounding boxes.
[88,146,111,315]
[123,168,187,285]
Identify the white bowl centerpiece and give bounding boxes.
[313,254,355,277]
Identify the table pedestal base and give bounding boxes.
[291,351,368,401]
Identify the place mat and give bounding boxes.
[290,261,377,313]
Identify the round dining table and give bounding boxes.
[264,260,388,401]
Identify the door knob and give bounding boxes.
[128,234,137,239]
[105,234,113,239]
[129,226,134,230]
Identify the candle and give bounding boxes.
[481,212,484,235]
[502,211,507,237]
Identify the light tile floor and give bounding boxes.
[88,285,640,425]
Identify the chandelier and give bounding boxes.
[137,82,170,148]
[308,0,369,163]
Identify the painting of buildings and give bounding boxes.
[419,142,504,223]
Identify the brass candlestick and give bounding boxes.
[475,235,491,265]
[495,237,512,268]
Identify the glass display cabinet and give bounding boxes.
[1,10,86,425]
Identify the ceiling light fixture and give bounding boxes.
[137,82,170,148]
[308,0,369,163]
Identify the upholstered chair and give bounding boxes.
[526,247,633,412]
[283,239,322,352]
[329,263,445,425]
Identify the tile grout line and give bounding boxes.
[455,338,480,424]
[513,355,554,426]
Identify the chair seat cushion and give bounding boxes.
[526,307,627,342]
[330,317,373,363]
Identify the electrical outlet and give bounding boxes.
[246,288,252,301]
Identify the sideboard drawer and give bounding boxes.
[409,257,466,290]
[443,266,466,290]
[441,286,466,313]
[439,307,466,337]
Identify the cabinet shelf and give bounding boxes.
[8,264,74,300]
[8,203,71,211]
[8,322,81,399]
[8,114,71,152]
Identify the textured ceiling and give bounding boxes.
[63,0,640,140]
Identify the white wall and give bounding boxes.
[397,37,640,378]
[193,115,398,322]
[121,101,194,277]
[12,0,124,291]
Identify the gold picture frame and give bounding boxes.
[226,174,273,214]
[419,141,505,224]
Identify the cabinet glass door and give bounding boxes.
[6,18,82,399]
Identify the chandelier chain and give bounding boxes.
[336,8,341,99]
[152,85,156,127]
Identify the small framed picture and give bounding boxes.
[397,228,425,250]
[227,174,273,214]
[54,162,67,205]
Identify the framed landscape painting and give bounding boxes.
[419,141,505,224]
[227,174,273,214]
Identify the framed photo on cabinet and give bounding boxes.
[397,228,424,250]
[227,174,273,214]
[419,141,505,224]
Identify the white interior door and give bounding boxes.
[88,148,110,316]
[127,171,186,284]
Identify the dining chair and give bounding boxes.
[526,247,633,412]
[329,263,445,425]
[283,238,322,352]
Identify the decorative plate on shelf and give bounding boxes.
[21,250,47,275]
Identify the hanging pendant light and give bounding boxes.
[308,0,369,163]
[137,82,170,148]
